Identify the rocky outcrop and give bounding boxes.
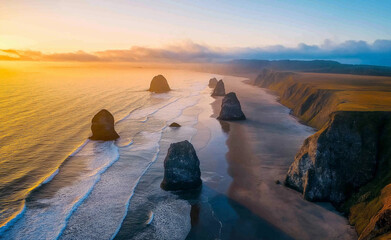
[169,122,181,128]
[208,78,218,88]
[252,69,391,239]
[211,80,225,96]
[357,184,391,240]
[218,92,246,121]
[251,69,339,129]
[89,109,120,141]
[161,140,202,191]
[285,111,391,206]
[149,75,170,93]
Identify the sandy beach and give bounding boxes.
[191,76,358,239]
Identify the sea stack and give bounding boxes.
[208,77,218,88]
[211,80,225,96]
[217,92,246,120]
[89,109,120,141]
[161,140,202,191]
[149,75,170,93]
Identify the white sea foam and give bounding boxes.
[0,141,120,240]
[128,97,181,120]
[132,199,191,240]
[60,82,206,240]
[58,131,162,240]
[0,69,214,239]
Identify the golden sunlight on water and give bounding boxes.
[0,61,197,228]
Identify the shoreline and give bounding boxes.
[209,76,357,239]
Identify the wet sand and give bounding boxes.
[203,76,357,239]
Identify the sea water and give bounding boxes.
[0,62,214,239]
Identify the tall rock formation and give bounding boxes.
[161,140,202,191]
[149,75,171,93]
[208,77,218,88]
[211,80,225,96]
[218,92,246,120]
[89,109,120,141]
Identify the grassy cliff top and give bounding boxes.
[253,70,391,129]
[284,72,391,112]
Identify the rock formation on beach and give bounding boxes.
[149,75,170,93]
[211,80,225,96]
[169,122,181,128]
[161,140,202,191]
[89,109,120,141]
[208,77,218,88]
[218,92,246,120]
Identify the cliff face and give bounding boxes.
[285,111,390,206]
[252,69,339,129]
[252,69,391,239]
[252,69,391,130]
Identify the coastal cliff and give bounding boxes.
[252,69,391,239]
[252,69,391,129]
[285,111,390,206]
[286,111,391,240]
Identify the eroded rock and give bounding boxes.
[208,78,218,88]
[89,109,120,141]
[161,140,202,191]
[149,75,170,93]
[211,80,225,96]
[217,92,246,121]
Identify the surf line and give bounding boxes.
[0,139,90,235]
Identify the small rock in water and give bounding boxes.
[89,109,120,141]
[218,92,246,120]
[211,80,225,96]
[149,74,170,93]
[161,140,202,191]
[208,77,218,88]
[169,122,181,128]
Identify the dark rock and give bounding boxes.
[275,180,281,185]
[285,111,391,206]
[149,75,170,93]
[211,80,225,96]
[89,109,120,141]
[208,77,218,88]
[217,92,246,121]
[169,122,181,128]
[161,140,202,191]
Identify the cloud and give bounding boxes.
[1,39,391,66]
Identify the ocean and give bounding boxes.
[0,62,213,239]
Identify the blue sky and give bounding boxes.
[1,0,391,65]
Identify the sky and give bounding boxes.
[1,0,391,65]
